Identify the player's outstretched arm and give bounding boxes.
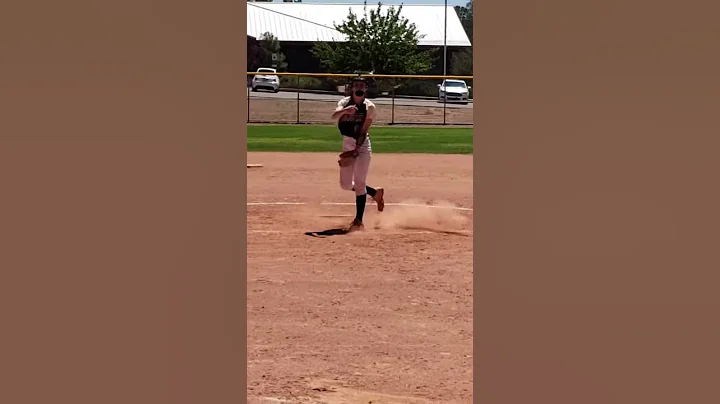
[332,105,356,120]
[355,104,376,148]
[331,97,356,120]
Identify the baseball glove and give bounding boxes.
[338,150,358,167]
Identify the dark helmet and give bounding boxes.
[351,76,368,85]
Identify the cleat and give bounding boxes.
[346,218,364,232]
[373,187,385,212]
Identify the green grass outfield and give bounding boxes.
[247,125,473,154]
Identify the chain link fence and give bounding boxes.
[247,72,473,126]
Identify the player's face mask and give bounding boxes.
[352,81,367,97]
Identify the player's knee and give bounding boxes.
[354,180,366,194]
[339,179,353,191]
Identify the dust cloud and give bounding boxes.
[367,199,470,233]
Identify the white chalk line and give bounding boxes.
[247,202,305,206]
[249,229,471,235]
[247,201,473,212]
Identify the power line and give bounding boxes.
[247,3,341,33]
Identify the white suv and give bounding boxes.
[437,79,471,104]
[251,68,280,93]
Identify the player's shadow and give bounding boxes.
[304,228,349,238]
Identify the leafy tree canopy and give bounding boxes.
[454,0,473,44]
[258,32,288,71]
[311,4,435,75]
[451,1,473,76]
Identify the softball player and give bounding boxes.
[333,77,385,232]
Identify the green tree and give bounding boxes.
[454,0,473,44]
[450,49,472,76]
[258,32,288,71]
[311,4,434,75]
[451,1,473,77]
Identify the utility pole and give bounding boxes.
[442,0,448,125]
[443,0,448,76]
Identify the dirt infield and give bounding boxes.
[248,98,473,125]
[247,152,473,403]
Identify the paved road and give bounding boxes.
[247,89,473,110]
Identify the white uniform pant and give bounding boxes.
[339,135,372,196]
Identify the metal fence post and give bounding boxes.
[296,75,300,124]
[442,79,447,125]
[391,88,395,125]
[247,75,251,124]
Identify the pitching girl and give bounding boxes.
[332,77,385,232]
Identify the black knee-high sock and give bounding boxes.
[352,186,377,198]
[355,194,367,222]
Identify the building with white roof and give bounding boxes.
[247,2,471,73]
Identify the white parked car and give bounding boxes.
[251,67,280,93]
[437,79,471,104]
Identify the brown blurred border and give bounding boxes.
[474,0,720,403]
[1,1,247,403]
